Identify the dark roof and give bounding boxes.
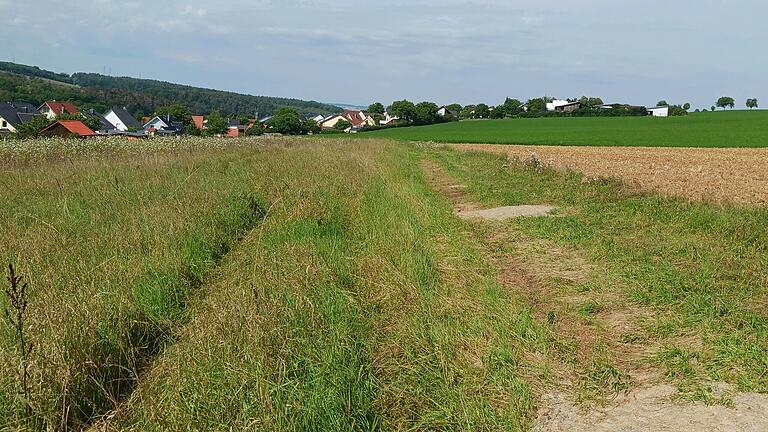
[0,103,23,127]
[228,119,241,127]
[0,103,44,128]
[106,107,142,130]
[17,112,43,124]
[9,102,38,113]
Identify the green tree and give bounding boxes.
[683,102,691,111]
[245,121,263,136]
[445,103,462,114]
[333,120,352,131]
[388,100,417,123]
[459,105,475,120]
[525,98,548,113]
[716,97,735,109]
[489,105,506,119]
[414,101,439,125]
[474,103,490,118]
[746,98,758,109]
[269,108,304,135]
[711,106,716,112]
[203,110,228,136]
[367,102,385,115]
[578,96,604,108]
[12,115,52,138]
[502,98,522,116]
[656,100,669,107]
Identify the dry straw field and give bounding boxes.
[454,144,768,205]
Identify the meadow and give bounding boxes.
[1,137,766,430]
[362,110,768,148]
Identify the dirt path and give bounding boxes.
[421,156,768,431]
[452,144,768,205]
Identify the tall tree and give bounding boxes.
[367,102,385,115]
[269,108,305,135]
[746,98,759,109]
[716,97,735,109]
[388,100,417,123]
[202,110,227,136]
[502,98,522,116]
[474,103,490,118]
[414,101,439,125]
[525,98,548,113]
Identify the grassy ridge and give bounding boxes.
[362,111,768,148]
[115,141,550,430]
[0,142,269,428]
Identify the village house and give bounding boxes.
[191,115,205,130]
[39,120,95,138]
[319,110,376,131]
[38,101,80,119]
[143,115,183,135]
[0,102,44,133]
[436,106,458,118]
[226,119,247,137]
[103,107,142,132]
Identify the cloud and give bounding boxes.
[0,0,765,108]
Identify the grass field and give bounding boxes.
[361,111,768,148]
[1,137,766,430]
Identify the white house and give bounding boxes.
[103,107,142,132]
[648,106,669,117]
[38,101,80,120]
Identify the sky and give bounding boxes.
[1,0,765,110]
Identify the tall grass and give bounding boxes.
[0,138,272,428]
[425,145,768,399]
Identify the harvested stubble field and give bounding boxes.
[1,137,767,431]
[453,144,768,205]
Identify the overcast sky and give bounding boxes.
[1,0,764,109]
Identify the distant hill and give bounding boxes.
[0,62,341,117]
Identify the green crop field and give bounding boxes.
[1,137,766,430]
[361,111,768,148]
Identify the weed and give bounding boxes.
[3,263,32,418]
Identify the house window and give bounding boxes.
[1,120,6,128]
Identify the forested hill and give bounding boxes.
[0,62,341,117]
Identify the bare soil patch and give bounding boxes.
[456,205,556,220]
[453,144,768,205]
[534,384,768,432]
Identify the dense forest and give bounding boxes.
[0,62,340,118]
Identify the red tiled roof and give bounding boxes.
[191,115,205,130]
[39,101,80,115]
[340,110,365,126]
[40,120,95,137]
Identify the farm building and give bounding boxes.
[39,120,95,138]
[546,100,581,112]
[38,101,80,119]
[648,106,669,117]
